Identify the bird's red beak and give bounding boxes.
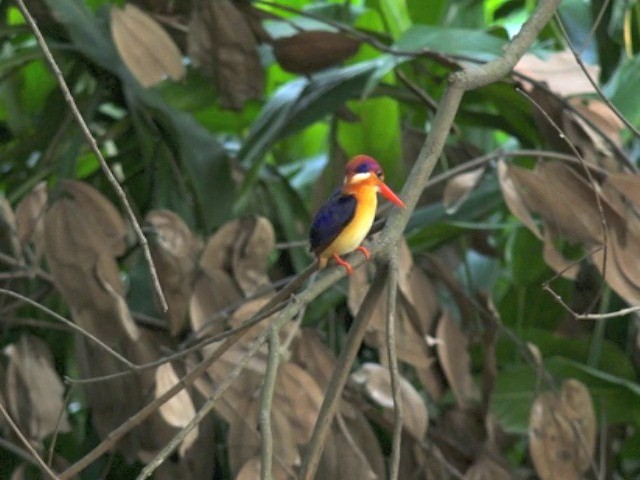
[378,181,405,208]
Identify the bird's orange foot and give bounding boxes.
[356,245,371,261]
[332,253,354,275]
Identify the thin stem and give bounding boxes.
[0,288,135,369]
[13,0,168,312]
[555,12,640,139]
[260,326,281,480]
[386,247,403,480]
[0,402,60,480]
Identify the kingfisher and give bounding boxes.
[309,155,405,275]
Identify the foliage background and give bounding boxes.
[1,0,640,478]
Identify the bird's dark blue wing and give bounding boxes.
[309,190,357,254]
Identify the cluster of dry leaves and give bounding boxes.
[1,171,600,479]
[110,1,361,108]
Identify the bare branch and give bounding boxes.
[13,0,168,312]
[0,288,135,370]
[0,402,60,480]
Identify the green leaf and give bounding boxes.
[337,97,405,184]
[604,54,640,130]
[407,0,448,25]
[39,0,124,77]
[396,24,507,59]
[235,60,385,211]
[370,0,412,38]
[492,357,640,434]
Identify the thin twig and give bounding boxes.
[0,402,60,480]
[517,88,610,317]
[14,0,168,312]
[260,326,281,480]
[395,68,461,136]
[66,295,291,385]
[60,260,346,479]
[0,288,135,369]
[386,247,403,480]
[135,314,282,480]
[555,13,640,139]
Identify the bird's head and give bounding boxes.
[344,155,405,208]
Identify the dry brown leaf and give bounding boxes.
[95,252,140,341]
[274,362,324,444]
[443,167,486,214]
[200,217,274,296]
[317,409,385,480]
[4,335,71,442]
[231,217,275,296]
[515,51,598,97]
[42,181,179,460]
[189,268,241,336]
[568,98,624,151]
[431,406,486,470]
[508,162,610,245]
[0,195,21,260]
[290,328,336,391]
[155,363,198,456]
[349,241,436,371]
[227,402,298,478]
[272,30,361,75]
[498,159,542,239]
[187,0,264,109]
[59,180,127,255]
[529,379,596,480]
[351,362,428,441]
[605,172,640,208]
[465,451,513,480]
[15,182,47,258]
[592,228,640,304]
[436,310,478,406]
[146,210,198,335]
[111,4,185,87]
[235,456,288,480]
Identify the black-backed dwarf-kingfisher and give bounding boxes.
[309,155,405,275]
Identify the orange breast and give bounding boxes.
[319,186,377,260]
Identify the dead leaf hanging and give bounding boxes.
[111,4,185,87]
[529,379,596,480]
[187,0,264,109]
[272,30,361,75]
[146,210,199,335]
[4,335,71,443]
[351,362,428,441]
[435,310,478,407]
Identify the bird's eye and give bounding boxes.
[376,170,384,179]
